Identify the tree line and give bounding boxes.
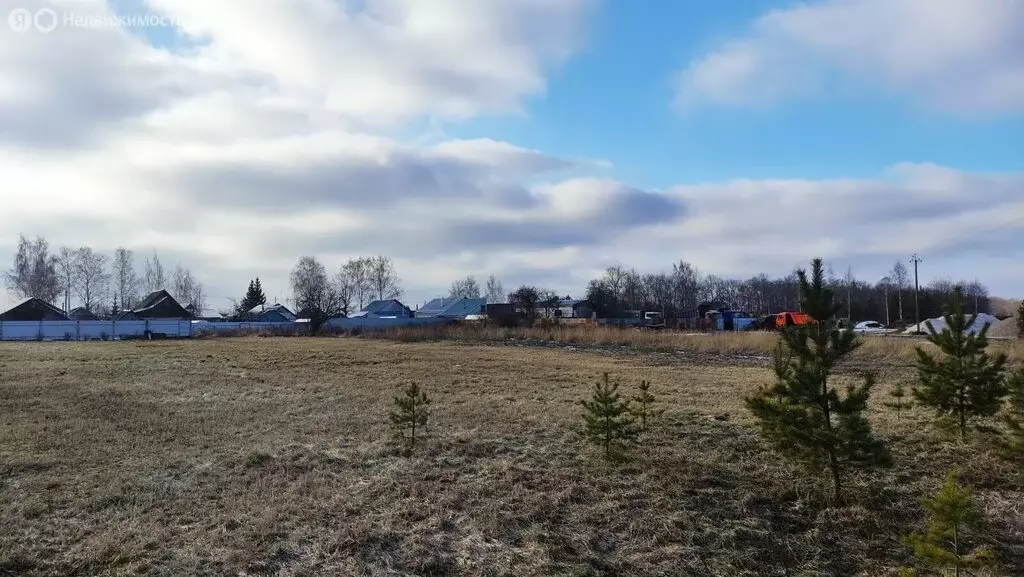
[6,232,998,329]
[3,234,205,316]
[582,259,992,324]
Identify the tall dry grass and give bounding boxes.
[350,323,1023,363]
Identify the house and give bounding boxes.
[553,298,593,319]
[184,304,230,322]
[68,307,98,321]
[244,303,296,322]
[350,299,414,319]
[0,298,69,321]
[416,298,486,319]
[118,290,193,320]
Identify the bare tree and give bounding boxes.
[56,246,76,312]
[334,265,356,317]
[143,251,166,294]
[368,255,402,301]
[291,256,342,332]
[111,247,140,309]
[4,235,60,304]
[484,275,504,304]
[844,266,855,321]
[73,247,110,314]
[339,257,372,311]
[449,275,481,299]
[603,265,627,297]
[891,261,909,321]
[170,264,204,312]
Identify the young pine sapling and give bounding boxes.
[884,381,914,422]
[581,373,638,460]
[914,288,1008,441]
[994,368,1024,465]
[390,382,430,452]
[903,470,996,576]
[631,380,664,432]
[745,258,891,505]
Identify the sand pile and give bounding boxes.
[990,316,1020,338]
[904,313,1001,335]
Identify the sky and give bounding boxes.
[1,0,1022,313]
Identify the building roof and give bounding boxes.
[557,299,587,307]
[419,298,458,314]
[418,297,486,318]
[68,306,97,320]
[0,298,69,321]
[130,290,193,318]
[361,299,413,316]
[247,303,296,321]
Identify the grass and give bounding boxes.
[350,323,1024,363]
[0,337,1021,576]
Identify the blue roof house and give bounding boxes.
[350,299,414,319]
[416,298,486,319]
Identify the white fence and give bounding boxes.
[0,320,192,341]
[190,321,297,334]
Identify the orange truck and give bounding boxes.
[774,312,817,328]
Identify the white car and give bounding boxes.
[852,321,896,334]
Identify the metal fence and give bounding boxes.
[324,317,452,331]
[190,321,298,334]
[0,320,192,341]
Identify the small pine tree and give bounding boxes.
[994,369,1024,465]
[914,288,1008,441]
[111,294,119,317]
[746,258,891,505]
[581,373,638,460]
[631,380,664,431]
[884,381,914,422]
[1017,300,1024,339]
[904,470,996,576]
[389,383,430,451]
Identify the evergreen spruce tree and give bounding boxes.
[884,381,914,422]
[631,380,664,431]
[745,258,891,505]
[903,470,996,576]
[913,288,1008,440]
[390,383,430,451]
[111,294,119,317]
[994,368,1024,465]
[581,373,638,460]
[237,278,269,317]
[253,277,266,307]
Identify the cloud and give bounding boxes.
[1,0,1022,312]
[675,0,1024,113]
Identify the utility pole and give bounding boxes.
[911,254,922,331]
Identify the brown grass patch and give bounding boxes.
[352,323,1024,363]
[0,338,1021,575]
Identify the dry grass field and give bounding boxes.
[1,337,1022,576]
